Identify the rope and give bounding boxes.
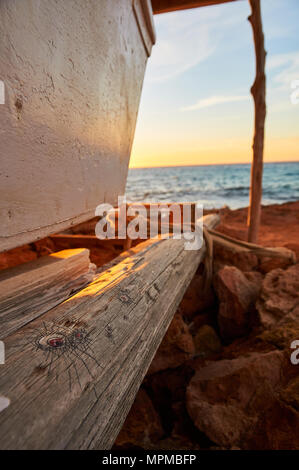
[104,208,296,290]
[201,222,296,292]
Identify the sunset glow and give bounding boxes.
[129,0,299,168]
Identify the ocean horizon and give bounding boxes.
[125,161,299,210]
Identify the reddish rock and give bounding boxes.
[193,325,222,358]
[148,313,195,374]
[284,243,299,261]
[0,245,37,271]
[245,397,299,450]
[214,266,262,340]
[186,350,289,449]
[280,376,299,411]
[257,264,299,328]
[166,401,208,450]
[179,271,215,319]
[259,255,296,274]
[258,306,299,349]
[189,311,214,335]
[115,202,299,450]
[89,247,120,267]
[33,237,56,256]
[114,388,164,449]
[213,242,258,272]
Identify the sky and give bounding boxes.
[129,0,299,168]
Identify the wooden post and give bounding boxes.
[247,0,266,243]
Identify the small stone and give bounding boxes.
[193,325,222,357]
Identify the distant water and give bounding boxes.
[125,162,299,210]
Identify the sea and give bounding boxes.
[125,162,299,210]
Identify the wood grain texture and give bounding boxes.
[0,214,219,449]
[0,249,95,339]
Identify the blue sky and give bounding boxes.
[130,0,299,167]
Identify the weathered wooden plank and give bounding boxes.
[0,249,96,339]
[0,214,219,450]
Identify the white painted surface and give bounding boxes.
[0,0,155,251]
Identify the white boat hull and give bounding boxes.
[0,0,155,251]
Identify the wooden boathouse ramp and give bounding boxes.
[0,214,219,449]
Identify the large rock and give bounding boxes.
[179,270,215,319]
[213,243,258,272]
[257,264,299,328]
[259,254,296,274]
[214,266,262,340]
[186,350,299,449]
[280,375,299,411]
[258,306,299,350]
[245,391,299,450]
[114,388,164,449]
[148,313,195,374]
[0,245,37,270]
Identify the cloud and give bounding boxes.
[267,51,299,89]
[146,22,215,83]
[146,4,249,83]
[181,94,250,111]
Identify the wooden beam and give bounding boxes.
[247,0,266,243]
[151,0,238,14]
[0,214,219,449]
[0,249,95,339]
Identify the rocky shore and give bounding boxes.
[0,201,298,450]
[113,201,299,450]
